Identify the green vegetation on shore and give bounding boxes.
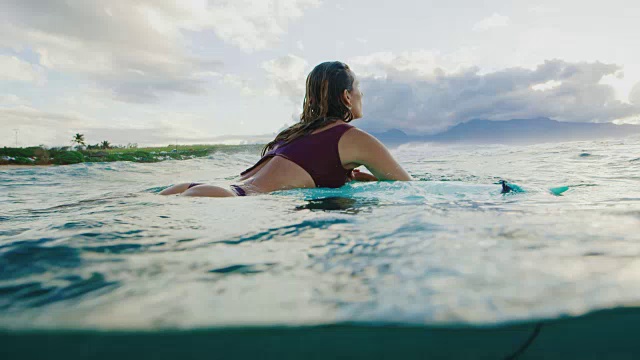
[1,144,263,166]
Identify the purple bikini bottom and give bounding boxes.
[230,185,247,196]
[187,183,246,196]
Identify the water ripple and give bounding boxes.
[1,138,640,330]
[209,263,278,274]
[0,273,118,310]
[0,245,81,280]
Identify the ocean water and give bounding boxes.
[1,137,640,358]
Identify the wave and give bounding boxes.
[1,306,640,359]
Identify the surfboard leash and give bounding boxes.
[504,322,543,360]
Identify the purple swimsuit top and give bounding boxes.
[241,123,355,188]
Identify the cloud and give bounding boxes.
[0,106,96,146]
[262,54,309,104]
[0,104,214,147]
[201,0,321,52]
[0,94,26,106]
[0,106,92,128]
[527,6,561,15]
[78,127,200,147]
[531,80,562,91]
[222,74,255,96]
[0,55,43,83]
[473,13,510,32]
[350,49,478,80]
[348,54,640,134]
[631,82,640,105]
[0,0,318,103]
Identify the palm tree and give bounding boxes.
[72,133,86,147]
[101,140,111,149]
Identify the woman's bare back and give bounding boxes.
[239,121,357,194]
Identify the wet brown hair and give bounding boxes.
[261,61,355,156]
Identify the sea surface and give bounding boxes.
[1,137,640,358]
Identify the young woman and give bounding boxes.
[160,61,412,197]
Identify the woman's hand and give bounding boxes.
[348,169,378,182]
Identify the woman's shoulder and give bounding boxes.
[339,126,388,161]
[338,126,394,168]
[340,126,382,144]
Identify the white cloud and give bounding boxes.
[0,0,319,103]
[0,55,43,83]
[0,105,218,147]
[528,6,561,15]
[262,54,309,104]
[84,122,208,146]
[222,74,255,96]
[0,1,218,103]
[350,49,479,80]
[0,106,95,146]
[354,57,640,134]
[630,82,640,105]
[532,80,563,91]
[0,106,92,128]
[202,0,321,52]
[473,13,510,32]
[0,94,26,106]
[612,116,640,125]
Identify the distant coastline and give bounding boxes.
[4,118,640,166]
[0,164,54,169]
[1,144,263,166]
[371,118,640,145]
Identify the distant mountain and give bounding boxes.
[370,128,411,144]
[372,118,640,145]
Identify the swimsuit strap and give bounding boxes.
[240,123,355,188]
[230,184,247,196]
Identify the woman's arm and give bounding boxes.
[341,129,413,181]
[348,168,378,182]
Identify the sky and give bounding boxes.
[1,0,639,147]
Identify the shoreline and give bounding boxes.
[0,164,55,169]
[0,144,263,167]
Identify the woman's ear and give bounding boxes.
[342,89,352,108]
